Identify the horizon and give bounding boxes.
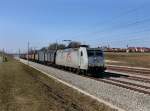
[0,0,150,53]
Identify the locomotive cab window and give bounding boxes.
[87,50,94,57]
[95,51,103,57]
[87,50,103,57]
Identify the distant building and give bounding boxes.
[103,46,150,53]
[103,47,126,52]
[127,47,150,53]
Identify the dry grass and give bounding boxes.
[105,52,150,68]
[0,57,116,111]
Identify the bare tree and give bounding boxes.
[67,41,81,48]
[40,47,48,51]
[58,44,66,49]
[48,43,66,50]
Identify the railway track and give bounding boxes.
[21,59,150,96]
[63,69,150,96]
[104,71,150,84]
[107,65,150,76]
[106,78,150,90]
[97,78,150,95]
[47,64,150,96]
[82,73,150,95]
[122,76,150,84]
[77,73,150,96]
[65,70,150,96]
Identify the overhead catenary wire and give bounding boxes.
[69,3,148,38]
[65,2,150,47]
[87,26,150,43]
[54,3,148,42]
[81,18,150,47]
[79,16,150,42]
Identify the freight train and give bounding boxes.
[20,46,106,74]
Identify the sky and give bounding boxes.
[0,0,150,53]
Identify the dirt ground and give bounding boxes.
[0,57,116,111]
[105,52,150,68]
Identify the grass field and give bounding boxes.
[105,52,150,68]
[0,57,116,111]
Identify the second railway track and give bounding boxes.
[85,74,150,96]
[56,66,150,96]
[21,59,150,96]
[107,65,150,76]
[97,78,150,95]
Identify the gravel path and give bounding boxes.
[20,59,150,111]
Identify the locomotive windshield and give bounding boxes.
[87,50,103,57]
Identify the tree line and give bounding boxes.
[40,41,84,51]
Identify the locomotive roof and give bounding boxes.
[56,47,103,52]
[87,48,103,51]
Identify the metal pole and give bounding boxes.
[19,49,20,58]
[56,40,58,50]
[27,42,29,65]
[2,48,4,62]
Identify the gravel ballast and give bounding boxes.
[20,59,150,111]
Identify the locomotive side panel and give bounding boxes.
[56,48,80,69]
[55,50,66,67]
